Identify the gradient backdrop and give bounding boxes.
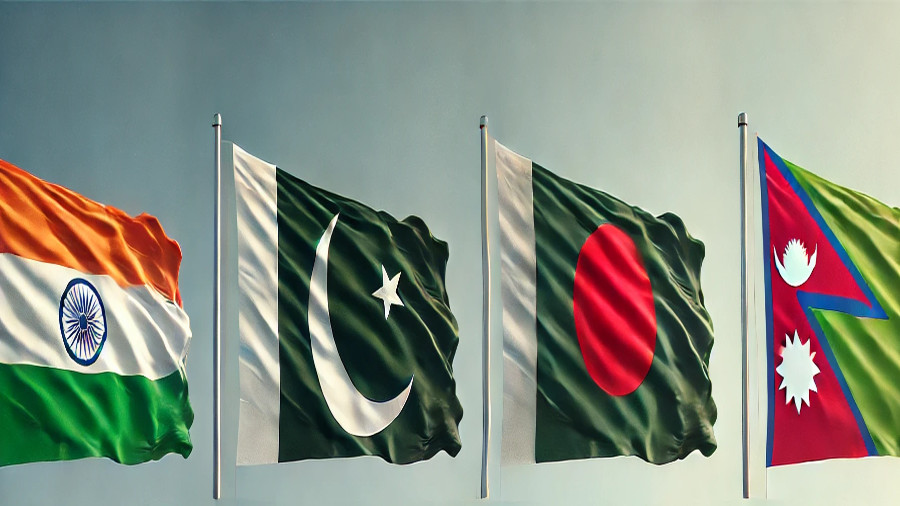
[2,2,900,505]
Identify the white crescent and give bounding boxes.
[308,213,413,437]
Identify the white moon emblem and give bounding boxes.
[308,213,413,437]
[774,239,817,287]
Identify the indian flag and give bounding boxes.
[0,158,193,467]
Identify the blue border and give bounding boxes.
[758,138,777,465]
[759,138,886,466]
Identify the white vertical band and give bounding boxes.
[496,141,539,465]
[234,144,281,465]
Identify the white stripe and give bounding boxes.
[0,253,190,381]
[233,143,281,465]
[496,140,539,465]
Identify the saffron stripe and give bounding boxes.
[0,159,182,304]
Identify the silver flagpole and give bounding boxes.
[212,113,223,500]
[739,112,751,499]
[480,115,491,500]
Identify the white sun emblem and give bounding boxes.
[776,331,820,413]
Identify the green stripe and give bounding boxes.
[0,363,193,467]
[787,160,900,456]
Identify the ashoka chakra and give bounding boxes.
[59,278,108,366]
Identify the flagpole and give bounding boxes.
[480,115,491,500]
[738,111,751,499]
[212,113,223,500]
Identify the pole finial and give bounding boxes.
[738,112,748,127]
[480,115,488,128]
[213,113,222,127]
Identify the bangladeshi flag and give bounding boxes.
[759,139,900,466]
[496,141,717,464]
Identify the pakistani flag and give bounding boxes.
[0,158,192,467]
[495,141,716,464]
[233,144,462,465]
[759,139,900,466]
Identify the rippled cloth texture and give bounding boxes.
[274,168,462,463]
[531,162,716,464]
[793,162,900,457]
[0,365,192,466]
[761,139,900,465]
[0,158,192,467]
[0,159,183,305]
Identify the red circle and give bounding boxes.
[573,224,657,396]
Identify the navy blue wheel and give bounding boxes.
[59,278,107,366]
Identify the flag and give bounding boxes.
[0,159,193,467]
[232,144,462,465]
[759,139,900,466]
[496,141,716,464]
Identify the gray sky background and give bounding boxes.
[2,2,900,505]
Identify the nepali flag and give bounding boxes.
[759,138,900,466]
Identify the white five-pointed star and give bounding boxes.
[372,265,404,319]
[776,330,820,414]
